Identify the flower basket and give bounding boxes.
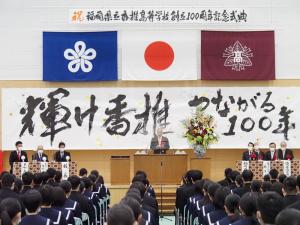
[183,107,218,157]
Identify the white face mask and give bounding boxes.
[270,147,275,151]
[60,148,65,152]
[37,149,43,155]
[248,147,253,151]
[281,147,286,151]
[17,147,22,151]
[254,146,259,150]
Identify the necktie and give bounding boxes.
[18,151,21,161]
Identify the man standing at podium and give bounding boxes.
[9,141,28,173]
[150,128,170,154]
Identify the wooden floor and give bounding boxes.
[110,184,177,213]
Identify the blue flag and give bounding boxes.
[43,31,118,81]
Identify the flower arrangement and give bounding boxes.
[183,107,218,157]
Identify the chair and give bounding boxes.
[82,212,90,225]
[74,217,83,225]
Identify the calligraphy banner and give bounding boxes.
[1,87,298,150]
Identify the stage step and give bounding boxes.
[155,190,176,215]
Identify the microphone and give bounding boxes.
[21,155,25,162]
[66,156,70,162]
[42,157,47,162]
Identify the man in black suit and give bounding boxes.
[32,145,49,162]
[278,141,294,160]
[9,141,28,173]
[150,128,170,154]
[54,142,71,162]
[265,142,279,161]
[282,176,300,207]
[242,142,258,161]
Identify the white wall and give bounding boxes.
[0,0,299,80]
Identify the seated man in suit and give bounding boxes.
[150,127,170,154]
[254,142,265,160]
[54,142,71,162]
[278,141,294,160]
[9,141,28,173]
[242,142,258,161]
[265,142,279,161]
[32,145,49,162]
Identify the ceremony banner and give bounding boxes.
[2,87,298,150]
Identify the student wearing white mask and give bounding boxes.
[278,141,294,160]
[265,142,278,161]
[32,145,48,162]
[54,142,71,162]
[9,141,28,173]
[242,142,258,161]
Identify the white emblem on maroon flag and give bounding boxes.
[223,41,253,71]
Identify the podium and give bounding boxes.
[134,154,187,185]
[13,162,78,178]
[236,160,300,179]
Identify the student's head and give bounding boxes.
[135,171,147,180]
[191,170,203,182]
[0,198,22,225]
[269,142,276,150]
[79,168,88,177]
[13,178,23,194]
[130,182,146,198]
[239,193,257,217]
[46,168,56,179]
[97,175,105,184]
[251,180,262,193]
[120,197,142,222]
[90,170,99,179]
[242,170,254,182]
[41,172,49,184]
[195,179,207,195]
[263,174,271,182]
[22,172,34,186]
[278,174,287,184]
[235,175,244,187]
[270,182,284,197]
[132,174,147,186]
[107,203,136,225]
[67,175,81,191]
[59,180,72,196]
[79,181,85,193]
[23,189,42,214]
[40,184,54,206]
[248,142,254,150]
[261,182,271,192]
[207,183,221,202]
[224,168,233,179]
[257,192,284,225]
[283,176,297,195]
[52,186,66,207]
[33,173,43,186]
[224,194,240,215]
[213,187,230,209]
[81,177,93,191]
[15,141,22,149]
[229,170,240,183]
[269,169,279,180]
[275,208,300,225]
[55,171,62,183]
[2,174,15,189]
[126,189,142,204]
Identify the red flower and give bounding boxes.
[286,154,291,160]
[251,153,257,160]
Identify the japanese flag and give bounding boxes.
[121,30,199,80]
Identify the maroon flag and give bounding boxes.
[201,31,275,80]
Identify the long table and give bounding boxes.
[236,160,300,179]
[13,162,78,178]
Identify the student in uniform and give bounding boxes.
[19,189,53,225]
[0,198,22,225]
